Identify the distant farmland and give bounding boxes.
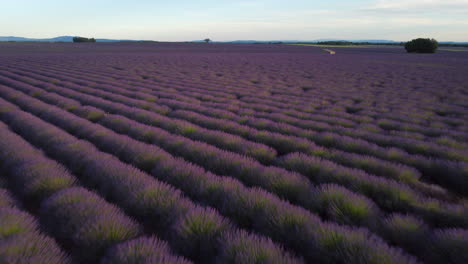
[0,42,467,264]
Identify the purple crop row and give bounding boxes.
[1,67,465,203]
[20,59,466,144]
[0,186,70,264]
[40,187,142,262]
[0,82,391,234]
[0,122,77,203]
[108,62,467,143]
[182,95,467,161]
[169,110,460,199]
[0,97,302,263]
[7,63,448,183]
[3,80,466,264]
[0,85,421,263]
[3,46,466,121]
[7,47,464,121]
[236,98,358,127]
[0,120,192,263]
[4,77,424,236]
[0,74,463,227]
[167,110,464,199]
[169,111,417,182]
[0,79,314,206]
[277,153,466,227]
[1,46,467,263]
[234,90,467,140]
[0,122,140,262]
[18,46,468,132]
[245,110,467,160]
[0,70,279,164]
[165,103,467,195]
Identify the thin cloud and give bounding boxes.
[363,0,468,12]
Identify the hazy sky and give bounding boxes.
[1,0,468,41]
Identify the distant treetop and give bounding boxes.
[405,38,438,53]
[73,37,96,43]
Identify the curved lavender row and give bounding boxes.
[380,214,468,264]
[234,94,467,142]
[170,110,420,183]
[0,120,146,262]
[32,49,468,136]
[40,187,142,262]
[15,60,467,147]
[0,98,302,263]
[169,110,458,201]
[0,151,70,263]
[0,80,314,207]
[164,100,467,195]
[2,67,276,163]
[101,236,192,264]
[2,84,380,231]
[0,66,463,211]
[54,76,278,164]
[0,208,70,264]
[0,192,37,239]
[277,152,467,228]
[0,75,462,252]
[0,84,418,263]
[6,46,464,127]
[0,71,278,164]
[154,96,467,172]
[0,122,77,204]
[243,110,467,162]
[0,64,462,210]
[2,45,466,262]
[5,77,406,235]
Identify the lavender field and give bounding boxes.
[0,42,467,264]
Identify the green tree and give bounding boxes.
[405,38,438,53]
[73,37,96,43]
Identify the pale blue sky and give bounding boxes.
[1,0,467,41]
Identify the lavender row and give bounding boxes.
[246,110,467,161]
[0,84,420,263]
[9,49,466,135]
[173,110,419,181]
[0,122,77,204]
[0,77,461,226]
[40,187,142,262]
[234,92,467,141]
[0,97,301,263]
[0,131,186,264]
[0,79,314,207]
[380,214,468,264]
[169,110,455,200]
[22,59,464,145]
[0,120,149,262]
[54,79,278,164]
[12,82,466,264]
[0,205,69,264]
[101,237,192,264]
[237,115,468,191]
[277,153,467,227]
[0,71,278,164]
[0,185,69,264]
[0,83,390,233]
[170,107,467,195]
[29,69,450,197]
[2,67,463,199]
